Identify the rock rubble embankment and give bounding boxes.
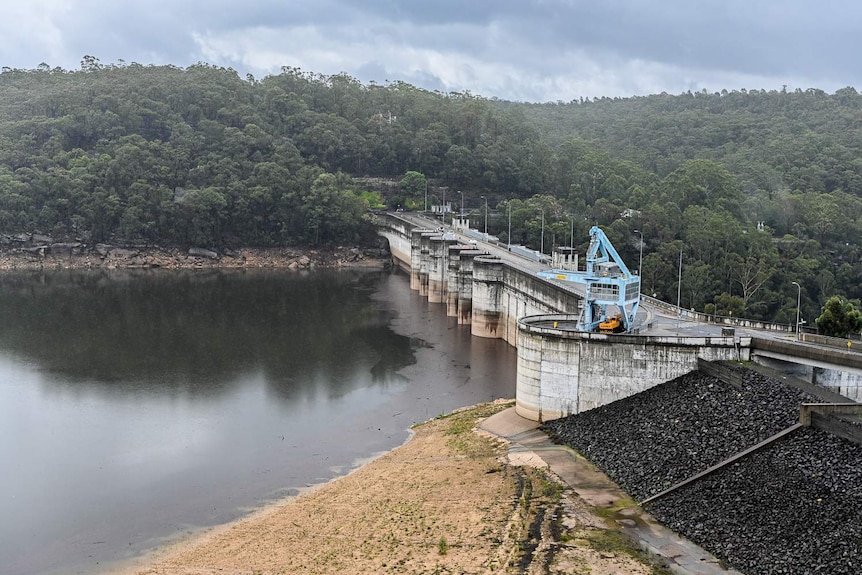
[543,368,862,574]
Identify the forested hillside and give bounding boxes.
[1,59,861,325]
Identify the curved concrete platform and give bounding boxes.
[516,314,749,422]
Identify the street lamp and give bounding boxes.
[792,281,802,340]
[458,190,464,216]
[481,195,488,238]
[424,178,427,213]
[507,201,512,248]
[676,246,683,326]
[634,229,644,276]
[539,210,545,255]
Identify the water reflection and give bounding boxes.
[0,269,414,397]
[0,268,516,575]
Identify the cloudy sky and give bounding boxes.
[1,1,859,102]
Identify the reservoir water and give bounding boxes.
[0,268,517,575]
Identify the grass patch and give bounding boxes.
[438,401,514,457]
[583,529,675,575]
[591,496,637,521]
[437,536,449,555]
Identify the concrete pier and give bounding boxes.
[408,229,429,290]
[428,235,455,304]
[446,245,463,317]
[417,232,439,297]
[456,249,483,325]
[471,256,504,338]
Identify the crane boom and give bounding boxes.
[537,226,641,333]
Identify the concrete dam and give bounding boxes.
[377,213,748,422]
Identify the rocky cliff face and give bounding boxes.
[0,236,390,270]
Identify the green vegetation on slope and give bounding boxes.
[2,59,862,326]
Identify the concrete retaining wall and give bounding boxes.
[810,411,862,444]
[516,314,750,422]
[751,337,862,401]
[378,229,412,272]
[811,368,862,402]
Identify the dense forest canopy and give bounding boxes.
[2,58,862,327]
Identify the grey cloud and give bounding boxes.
[395,69,449,94]
[339,1,861,86]
[494,1,861,80]
[334,1,862,85]
[1,0,859,100]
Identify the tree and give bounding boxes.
[711,293,745,318]
[359,190,385,209]
[815,296,862,338]
[177,187,227,246]
[732,255,774,311]
[398,171,427,208]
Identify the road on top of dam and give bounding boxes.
[391,211,820,345]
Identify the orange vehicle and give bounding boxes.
[599,313,624,334]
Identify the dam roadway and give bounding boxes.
[390,211,787,340]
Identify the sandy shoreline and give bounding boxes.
[108,431,419,575]
[108,402,662,575]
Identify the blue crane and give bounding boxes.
[537,226,641,333]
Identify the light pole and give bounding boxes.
[458,190,464,216]
[481,195,488,238]
[570,218,574,250]
[634,229,644,276]
[424,177,427,213]
[441,188,446,223]
[539,210,545,255]
[507,201,512,248]
[676,246,683,326]
[792,281,801,340]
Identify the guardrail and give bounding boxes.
[640,295,794,333]
[800,332,862,348]
[697,358,744,389]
